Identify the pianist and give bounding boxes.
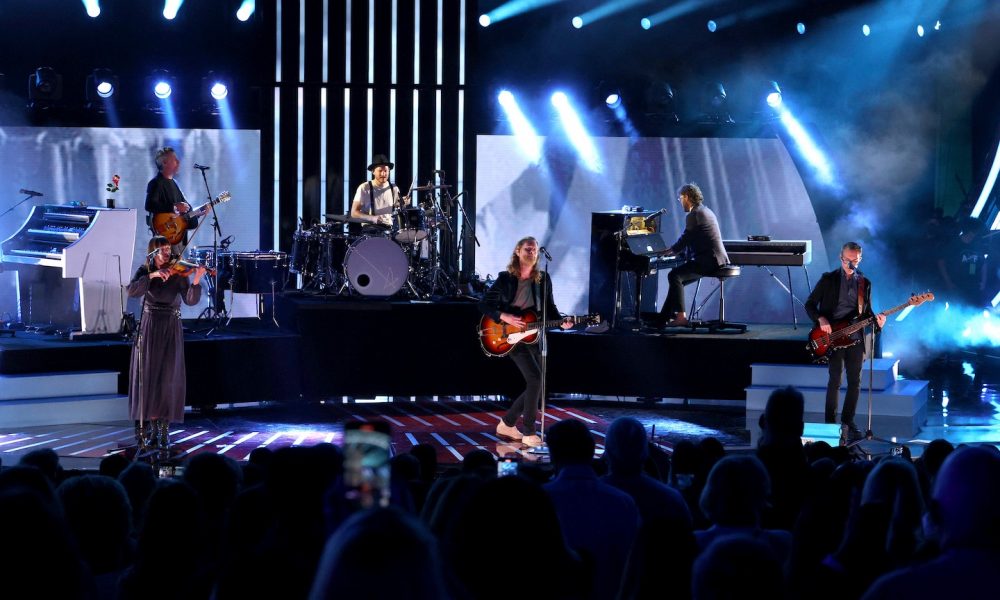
[656,183,729,327]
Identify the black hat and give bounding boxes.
[367,154,394,171]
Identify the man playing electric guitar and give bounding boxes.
[478,236,573,448]
[804,241,887,445]
[145,146,209,253]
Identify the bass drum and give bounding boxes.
[343,236,409,296]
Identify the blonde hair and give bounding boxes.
[506,236,541,282]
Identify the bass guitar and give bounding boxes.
[152,191,231,245]
[478,310,600,357]
[805,292,934,360]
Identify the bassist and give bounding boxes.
[478,236,573,448]
[804,241,886,444]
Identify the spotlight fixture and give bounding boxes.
[644,79,678,123]
[85,68,118,110]
[202,72,231,110]
[27,67,63,108]
[145,70,176,109]
[703,82,733,124]
[479,14,491,27]
[765,81,782,109]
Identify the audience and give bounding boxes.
[2,386,997,600]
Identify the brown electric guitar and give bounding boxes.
[151,191,231,244]
[478,310,600,357]
[805,292,934,360]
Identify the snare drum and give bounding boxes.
[219,251,289,294]
[343,236,409,296]
[186,246,216,267]
[391,207,427,243]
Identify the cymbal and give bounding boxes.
[411,184,452,191]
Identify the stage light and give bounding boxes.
[641,18,651,29]
[707,20,717,32]
[551,91,602,173]
[148,70,176,101]
[211,82,228,100]
[645,79,677,123]
[86,68,117,103]
[479,14,491,27]
[778,109,833,185]
[765,81,782,109]
[154,81,171,99]
[572,16,583,28]
[28,67,63,106]
[934,20,941,31]
[82,0,101,18]
[703,82,731,122]
[163,0,183,20]
[236,0,255,21]
[497,90,542,163]
[917,24,925,37]
[483,0,565,27]
[796,22,806,34]
[862,24,871,36]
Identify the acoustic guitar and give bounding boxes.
[478,310,600,357]
[805,292,934,360]
[152,191,231,244]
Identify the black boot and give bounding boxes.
[134,420,152,452]
[155,419,171,451]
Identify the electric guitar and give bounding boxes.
[805,292,934,360]
[478,310,601,357]
[152,191,231,245]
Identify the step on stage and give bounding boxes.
[0,294,814,408]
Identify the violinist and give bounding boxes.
[126,235,206,454]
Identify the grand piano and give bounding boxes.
[1,204,136,336]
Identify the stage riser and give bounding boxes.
[0,370,128,427]
[0,371,117,400]
[748,411,925,447]
[751,359,899,391]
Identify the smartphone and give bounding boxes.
[157,464,184,478]
[342,421,392,509]
[497,458,519,477]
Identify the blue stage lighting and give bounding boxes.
[917,24,925,37]
[572,16,583,28]
[163,0,183,20]
[934,20,941,31]
[497,90,542,163]
[641,18,651,30]
[154,81,172,99]
[236,0,255,22]
[765,81,782,109]
[796,22,806,35]
[551,91,602,173]
[96,81,114,98]
[211,82,229,100]
[479,14,491,27]
[778,108,833,185]
[707,20,717,32]
[605,93,622,109]
[862,24,871,36]
[83,0,101,18]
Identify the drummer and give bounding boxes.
[350,153,406,227]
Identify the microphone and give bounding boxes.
[434,169,445,176]
[644,207,667,222]
[539,246,553,261]
[193,164,210,170]
[19,188,43,197]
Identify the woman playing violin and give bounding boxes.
[126,235,206,453]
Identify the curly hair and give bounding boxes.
[678,183,704,206]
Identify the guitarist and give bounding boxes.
[804,241,886,444]
[479,236,573,448]
[145,146,208,253]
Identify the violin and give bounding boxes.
[162,259,215,278]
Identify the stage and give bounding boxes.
[0,294,814,406]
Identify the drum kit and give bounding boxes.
[185,245,289,326]
[288,184,460,298]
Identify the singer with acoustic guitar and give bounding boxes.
[145,146,209,253]
[478,236,574,448]
[804,241,886,445]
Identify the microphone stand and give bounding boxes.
[530,251,553,455]
[192,165,226,336]
[451,188,479,296]
[0,191,38,221]
[847,319,904,457]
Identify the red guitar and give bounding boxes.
[806,292,934,360]
[478,310,600,357]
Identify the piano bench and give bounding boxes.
[690,265,747,334]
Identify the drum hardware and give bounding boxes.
[410,183,452,192]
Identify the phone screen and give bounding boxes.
[343,421,392,509]
[497,458,519,477]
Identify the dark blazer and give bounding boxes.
[671,204,729,268]
[805,268,878,327]
[478,270,561,322]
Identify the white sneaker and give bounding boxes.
[521,435,542,448]
[496,421,523,440]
